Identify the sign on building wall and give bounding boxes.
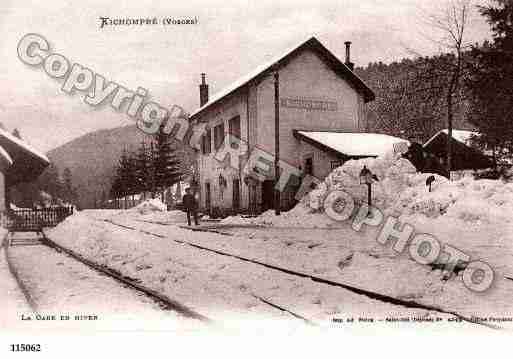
[280,97,338,112]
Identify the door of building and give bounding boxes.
[262,180,274,211]
[232,179,240,211]
[249,183,257,214]
[205,182,211,213]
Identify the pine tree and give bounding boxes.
[38,163,62,202]
[114,149,131,199]
[62,167,78,204]
[126,152,140,197]
[152,125,182,197]
[134,141,152,197]
[467,0,513,164]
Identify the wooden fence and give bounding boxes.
[0,206,74,232]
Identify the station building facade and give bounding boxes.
[188,36,380,215]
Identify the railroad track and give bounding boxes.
[36,232,212,324]
[6,226,313,326]
[41,228,318,326]
[1,232,39,313]
[100,218,500,330]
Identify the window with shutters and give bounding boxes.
[214,123,225,150]
[304,156,313,176]
[228,116,241,148]
[205,128,211,154]
[201,135,206,154]
[229,116,241,138]
[201,129,212,154]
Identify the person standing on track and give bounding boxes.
[182,187,199,226]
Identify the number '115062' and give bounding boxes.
[10,344,41,352]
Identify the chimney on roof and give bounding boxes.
[344,41,354,71]
[199,73,209,107]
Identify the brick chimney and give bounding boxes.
[199,73,209,107]
[344,41,354,71]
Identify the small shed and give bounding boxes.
[423,129,493,172]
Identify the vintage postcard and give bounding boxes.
[1,0,512,356]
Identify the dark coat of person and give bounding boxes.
[182,193,197,210]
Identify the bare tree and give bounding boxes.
[420,0,472,175]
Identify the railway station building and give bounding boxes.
[188,36,406,215]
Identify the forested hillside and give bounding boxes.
[355,55,474,142]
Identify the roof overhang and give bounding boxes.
[294,130,409,158]
[0,145,13,172]
[0,129,50,185]
[293,130,354,159]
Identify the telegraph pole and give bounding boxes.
[274,71,281,216]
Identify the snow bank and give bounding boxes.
[226,148,513,229]
[131,198,167,215]
[222,205,335,228]
[392,177,513,223]
[225,150,513,277]
[307,151,418,211]
[213,153,513,323]
[222,150,420,227]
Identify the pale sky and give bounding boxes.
[0,0,492,152]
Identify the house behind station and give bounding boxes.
[423,129,495,180]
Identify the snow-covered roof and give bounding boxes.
[0,128,50,184]
[190,36,375,119]
[0,145,13,167]
[422,129,495,170]
[296,131,409,157]
[424,129,479,147]
[0,127,50,163]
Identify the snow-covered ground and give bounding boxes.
[0,230,33,330]
[34,152,513,331]
[41,210,486,332]
[115,213,513,327]
[215,152,513,326]
[5,232,203,332]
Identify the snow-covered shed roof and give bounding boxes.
[423,129,492,171]
[424,129,479,147]
[0,128,50,184]
[0,145,13,169]
[294,130,409,158]
[426,129,512,165]
[0,128,49,163]
[190,36,375,120]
